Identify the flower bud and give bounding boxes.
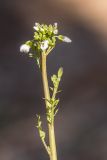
[20,44,30,53]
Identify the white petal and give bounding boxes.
[35,22,39,26]
[41,40,49,51]
[33,26,39,31]
[63,36,72,43]
[44,40,49,44]
[41,44,48,51]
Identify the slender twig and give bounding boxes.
[41,139,51,155]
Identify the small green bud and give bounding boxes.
[58,35,64,41]
[52,37,56,43]
[49,25,53,33]
[34,32,39,40]
[51,75,57,83]
[58,67,63,78]
[25,40,33,47]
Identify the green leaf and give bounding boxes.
[39,130,46,139]
[54,99,59,106]
[36,114,46,140]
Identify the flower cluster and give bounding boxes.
[20,22,71,53]
[20,23,71,67]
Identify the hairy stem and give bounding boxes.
[41,52,57,160]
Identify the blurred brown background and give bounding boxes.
[0,0,107,160]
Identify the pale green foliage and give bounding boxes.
[36,67,63,126]
[36,115,50,155]
[45,67,63,124]
[46,98,59,124]
[51,67,63,88]
[35,54,64,155]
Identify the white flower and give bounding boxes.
[41,40,49,51]
[20,44,30,53]
[33,26,39,31]
[54,22,58,27]
[33,22,39,31]
[53,29,58,34]
[63,36,72,43]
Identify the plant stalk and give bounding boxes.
[41,52,57,160]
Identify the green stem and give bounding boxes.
[41,52,57,160]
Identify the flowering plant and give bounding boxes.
[20,23,71,160]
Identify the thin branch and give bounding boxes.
[41,139,51,155]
